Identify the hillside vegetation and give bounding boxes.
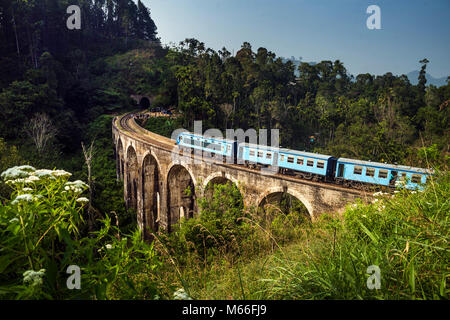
[0,0,448,300]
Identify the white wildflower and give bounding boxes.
[105,244,113,250]
[76,197,89,204]
[11,194,34,205]
[24,176,40,183]
[51,170,72,178]
[16,165,36,172]
[23,269,46,287]
[64,180,88,194]
[22,187,33,192]
[372,191,383,197]
[173,288,192,300]
[34,169,55,179]
[1,166,35,181]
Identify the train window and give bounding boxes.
[400,173,407,181]
[354,166,363,175]
[378,170,388,179]
[227,145,231,152]
[307,160,314,167]
[317,161,325,169]
[280,154,285,162]
[297,157,304,165]
[249,149,255,156]
[366,168,375,177]
[266,152,272,159]
[411,174,422,184]
[287,156,294,163]
[258,151,263,158]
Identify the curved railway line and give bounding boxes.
[114,112,368,197]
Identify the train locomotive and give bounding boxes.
[176,131,433,190]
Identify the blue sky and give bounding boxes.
[143,0,450,78]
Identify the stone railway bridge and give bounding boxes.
[112,113,370,238]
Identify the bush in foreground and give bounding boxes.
[0,166,161,300]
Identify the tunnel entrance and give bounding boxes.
[140,97,150,109]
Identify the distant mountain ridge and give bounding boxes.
[405,71,448,87]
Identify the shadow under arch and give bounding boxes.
[257,187,313,220]
[166,164,196,231]
[116,138,124,180]
[126,145,138,211]
[141,152,161,239]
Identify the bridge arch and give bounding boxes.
[256,186,314,219]
[202,172,243,200]
[126,145,139,210]
[141,152,161,239]
[166,164,196,231]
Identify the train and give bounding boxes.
[176,131,433,190]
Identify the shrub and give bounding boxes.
[0,166,161,300]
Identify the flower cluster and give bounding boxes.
[23,269,46,287]
[76,197,89,204]
[1,165,36,180]
[1,166,72,186]
[173,288,192,300]
[64,180,89,194]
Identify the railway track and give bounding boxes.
[114,112,369,196]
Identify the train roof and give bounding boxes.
[337,157,433,174]
[239,143,334,160]
[179,132,236,144]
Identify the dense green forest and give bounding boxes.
[0,0,448,300]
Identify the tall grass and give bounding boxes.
[260,171,449,299]
[151,172,448,300]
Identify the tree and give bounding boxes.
[25,113,56,155]
[417,58,429,101]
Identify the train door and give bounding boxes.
[337,163,345,178]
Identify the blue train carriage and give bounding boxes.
[238,143,336,180]
[335,158,433,190]
[238,143,279,169]
[176,132,237,162]
[277,148,337,181]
